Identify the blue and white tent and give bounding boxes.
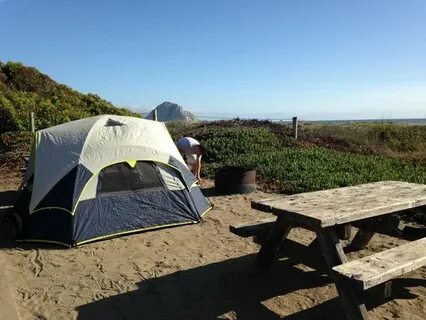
[16,115,211,247]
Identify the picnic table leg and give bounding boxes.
[317,228,368,320]
[336,223,352,240]
[256,216,292,268]
[350,223,376,251]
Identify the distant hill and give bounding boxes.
[0,61,139,133]
[146,101,196,122]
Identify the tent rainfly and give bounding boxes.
[14,115,211,247]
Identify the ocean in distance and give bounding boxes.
[304,118,426,125]
[195,116,426,125]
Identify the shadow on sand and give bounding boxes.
[76,253,332,320]
[75,239,424,320]
[2,190,424,319]
[201,186,229,198]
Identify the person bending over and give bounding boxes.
[176,137,202,180]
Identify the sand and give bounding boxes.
[0,175,425,320]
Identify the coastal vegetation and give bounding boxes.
[0,61,138,134]
[167,121,426,194]
[1,62,425,203]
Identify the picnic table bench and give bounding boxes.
[230,181,426,320]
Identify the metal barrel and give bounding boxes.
[215,166,256,194]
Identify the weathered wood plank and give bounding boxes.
[251,181,426,228]
[229,217,276,237]
[333,237,426,290]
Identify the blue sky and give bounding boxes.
[1,0,425,120]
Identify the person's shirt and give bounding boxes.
[176,137,200,164]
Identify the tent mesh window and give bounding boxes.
[97,161,165,195]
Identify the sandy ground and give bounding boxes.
[0,173,425,320]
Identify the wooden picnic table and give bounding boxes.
[250,181,426,320]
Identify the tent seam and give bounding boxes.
[74,220,197,246]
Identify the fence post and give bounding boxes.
[153,109,158,121]
[292,116,298,139]
[30,112,35,133]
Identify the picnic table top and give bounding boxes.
[251,181,426,228]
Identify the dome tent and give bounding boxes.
[15,115,211,247]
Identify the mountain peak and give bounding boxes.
[146,101,196,122]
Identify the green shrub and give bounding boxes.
[224,147,426,193]
[300,122,426,163]
[0,95,22,133]
[0,61,140,133]
[197,127,282,163]
[188,126,426,194]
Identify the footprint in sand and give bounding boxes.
[29,249,44,277]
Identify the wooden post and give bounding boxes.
[153,109,158,121]
[292,116,298,139]
[30,112,35,133]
